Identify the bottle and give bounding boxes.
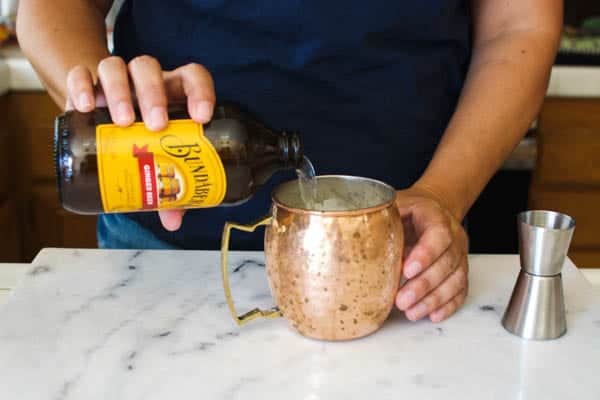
[54,104,303,214]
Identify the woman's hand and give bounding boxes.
[394,184,469,323]
[65,55,216,231]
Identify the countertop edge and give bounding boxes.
[3,56,44,91]
[547,66,600,98]
[0,59,9,95]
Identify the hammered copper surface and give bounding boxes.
[265,203,403,341]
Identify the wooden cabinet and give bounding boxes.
[0,108,10,193]
[0,95,20,261]
[533,99,600,186]
[0,198,21,262]
[23,185,98,258]
[6,93,60,181]
[530,98,600,268]
[1,92,97,262]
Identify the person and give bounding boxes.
[17,0,562,323]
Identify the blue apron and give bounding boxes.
[105,0,472,249]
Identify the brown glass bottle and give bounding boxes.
[54,104,303,214]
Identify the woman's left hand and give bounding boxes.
[394,185,469,323]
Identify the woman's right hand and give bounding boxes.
[65,55,217,231]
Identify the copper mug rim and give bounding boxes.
[271,174,397,217]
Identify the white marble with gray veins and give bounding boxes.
[0,249,599,400]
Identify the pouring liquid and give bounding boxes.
[295,157,372,211]
[296,156,318,209]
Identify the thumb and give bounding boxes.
[158,210,185,231]
[395,191,422,219]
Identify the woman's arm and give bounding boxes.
[17,0,216,231]
[395,0,562,322]
[17,0,113,108]
[416,0,563,219]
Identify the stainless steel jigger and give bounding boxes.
[502,210,576,340]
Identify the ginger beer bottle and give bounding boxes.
[54,104,303,214]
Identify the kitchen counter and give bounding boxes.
[0,248,599,399]
[547,66,600,97]
[0,44,43,93]
[0,57,8,95]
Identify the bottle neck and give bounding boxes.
[278,132,303,168]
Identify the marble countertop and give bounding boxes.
[0,248,599,400]
[1,44,600,96]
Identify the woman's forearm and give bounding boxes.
[17,0,112,108]
[416,3,562,220]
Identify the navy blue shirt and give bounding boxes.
[113,0,472,249]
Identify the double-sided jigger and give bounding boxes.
[502,210,576,340]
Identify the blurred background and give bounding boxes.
[0,0,599,269]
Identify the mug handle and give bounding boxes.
[221,215,282,326]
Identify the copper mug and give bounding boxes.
[221,175,403,341]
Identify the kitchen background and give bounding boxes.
[0,0,599,268]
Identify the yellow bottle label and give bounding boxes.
[96,120,227,212]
